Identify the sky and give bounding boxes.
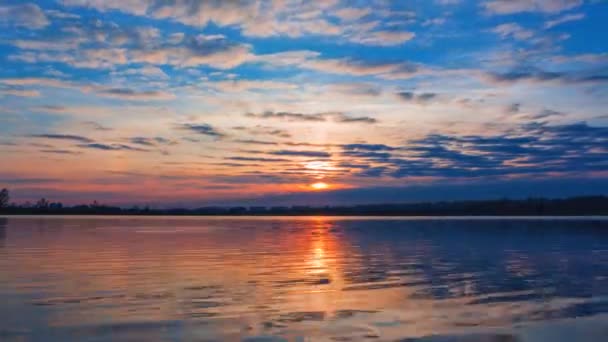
[0,0,607,207]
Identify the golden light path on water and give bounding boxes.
[0,216,607,341]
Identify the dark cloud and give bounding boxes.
[342,143,399,151]
[342,150,392,161]
[235,125,292,139]
[129,137,156,146]
[98,87,174,100]
[485,68,608,85]
[522,109,566,120]
[129,136,177,146]
[40,149,81,155]
[333,113,378,124]
[153,137,177,145]
[29,134,93,143]
[77,143,149,152]
[396,92,438,104]
[387,122,608,178]
[234,139,278,145]
[294,122,608,180]
[82,121,113,131]
[232,178,608,207]
[226,156,290,162]
[178,123,225,138]
[246,111,325,122]
[356,166,389,178]
[507,103,521,114]
[269,150,331,158]
[284,142,336,147]
[0,176,60,185]
[246,111,377,124]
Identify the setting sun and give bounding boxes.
[310,182,330,190]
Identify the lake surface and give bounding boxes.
[1,216,607,341]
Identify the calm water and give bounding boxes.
[1,216,607,341]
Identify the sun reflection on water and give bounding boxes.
[1,217,608,341]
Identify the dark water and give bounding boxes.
[0,216,607,341]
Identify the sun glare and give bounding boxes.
[310,182,330,190]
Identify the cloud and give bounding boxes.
[333,8,371,21]
[130,34,254,69]
[482,68,608,85]
[326,83,382,97]
[256,50,427,79]
[234,125,292,138]
[60,0,412,46]
[238,178,608,206]
[58,1,300,37]
[82,121,112,131]
[342,144,399,151]
[349,30,416,46]
[0,88,41,98]
[550,53,608,64]
[29,134,94,143]
[388,122,608,178]
[226,156,289,162]
[39,149,82,155]
[0,77,74,89]
[246,111,377,124]
[491,23,535,40]
[507,103,522,114]
[211,80,299,92]
[233,139,278,146]
[520,109,566,120]
[46,9,81,19]
[396,92,439,104]
[0,176,61,185]
[482,0,583,15]
[333,114,377,124]
[77,143,149,151]
[0,3,49,29]
[269,150,331,158]
[544,13,586,29]
[422,18,447,26]
[1,77,174,101]
[129,137,177,146]
[178,123,226,138]
[246,111,326,122]
[342,150,392,161]
[304,58,425,79]
[97,87,175,100]
[10,24,254,70]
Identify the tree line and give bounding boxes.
[0,188,607,216]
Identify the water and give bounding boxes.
[0,216,607,341]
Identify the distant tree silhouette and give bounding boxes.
[35,198,49,209]
[0,193,605,216]
[0,189,9,208]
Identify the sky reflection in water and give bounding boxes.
[0,216,607,341]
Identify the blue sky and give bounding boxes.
[0,0,607,206]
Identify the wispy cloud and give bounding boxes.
[396,92,439,104]
[77,143,149,152]
[269,150,331,158]
[178,123,226,139]
[482,0,583,15]
[29,134,94,143]
[545,13,585,29]
[0,3,49,29]
[246,111,377,124]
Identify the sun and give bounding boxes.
[310,182,329,190]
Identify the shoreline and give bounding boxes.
[2,214,608,219]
